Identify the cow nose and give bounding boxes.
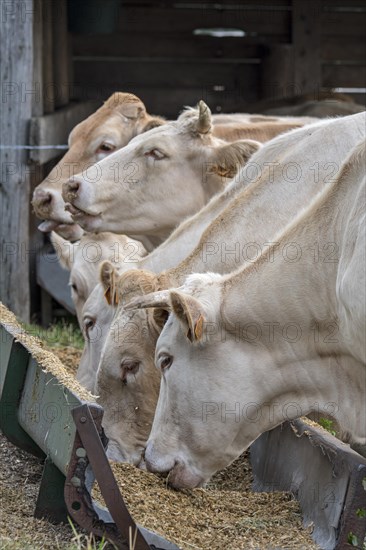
[144,441,174,474]
[67,177,80,193]
[33,188,52,208]
[62,176,81,200]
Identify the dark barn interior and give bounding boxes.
[1,0,366,322]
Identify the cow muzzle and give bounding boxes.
[144,442,205,488]
[32,187,54,217]
[62,176,82,203]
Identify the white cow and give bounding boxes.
[136,140,366,488]
[50,231,146,326]
[62,101,315,250]
[95,113,366,463]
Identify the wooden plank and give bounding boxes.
[117,7,291,35]
[322,37,366,62]
[37,250,75,314]
[292,0,321,96]
[73,59,259,91]
[322,10,366,36]
[122,0,291,6]
[322,63,366,89]
[32,0,43,116]
[42,0,55,113]
[71,32,264,59]
[0,0,34,323]
[72,85,259,119]
[261,44,294,100]
[52,0,69,108]
[29,100,100,164]
[323,0,366,10]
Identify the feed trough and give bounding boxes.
[0,302,365,549]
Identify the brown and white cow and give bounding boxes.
[32,92,165,240]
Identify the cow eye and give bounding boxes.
[158,354,173,371]
[144,148,165,160]
[83,317,95,339]
[121,360,140,384]
[97,142,116,154]
[71,282,78,293]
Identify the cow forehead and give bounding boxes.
[156,315,181,356]
[128,122,181,147]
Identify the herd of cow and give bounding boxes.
[31,92,366,489]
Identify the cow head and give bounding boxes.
[95,267,166,464]
[51,231,146,326]
[62,101,261,247]
[125,272,268,487]
[32,92,164,240]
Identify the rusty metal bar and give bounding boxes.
[65,403,180,550]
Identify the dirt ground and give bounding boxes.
[0,431,77,549]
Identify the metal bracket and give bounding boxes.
[65,403,179,550]
[35,456,69,524]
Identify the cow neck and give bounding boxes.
[218,146,365,442]
[165,114,366,283]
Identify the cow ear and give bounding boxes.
[100,260,119,305]
[169,291,206,342]
[212,139,261,179]
[141,117,165,133]
[50,231,79,271]
[119,94,147,119]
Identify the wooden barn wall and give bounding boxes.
[71,0,366,118]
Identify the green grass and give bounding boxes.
[318,417,337,437]
[22,320,84,350]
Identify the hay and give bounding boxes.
[0,302,92,402]
[94,458,319,550]
[44,345,82,379]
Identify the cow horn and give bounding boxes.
[124,290,171,311]
[196,100,212,134]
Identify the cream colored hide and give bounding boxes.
[142,140,366,488]
[50,231,146,326]
[95,113,366,464]
[64,101,309,249]
[32,93,164,241]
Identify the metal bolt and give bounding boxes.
[80,416,87,423]
[70,476,81,488]
[76,447,87,458]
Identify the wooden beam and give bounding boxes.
[0,0,34,322]
[261,44,295,100]
[42,0,55,113]
[292,0,322,95]
[29,100,100,164]
[52,0,69,108]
